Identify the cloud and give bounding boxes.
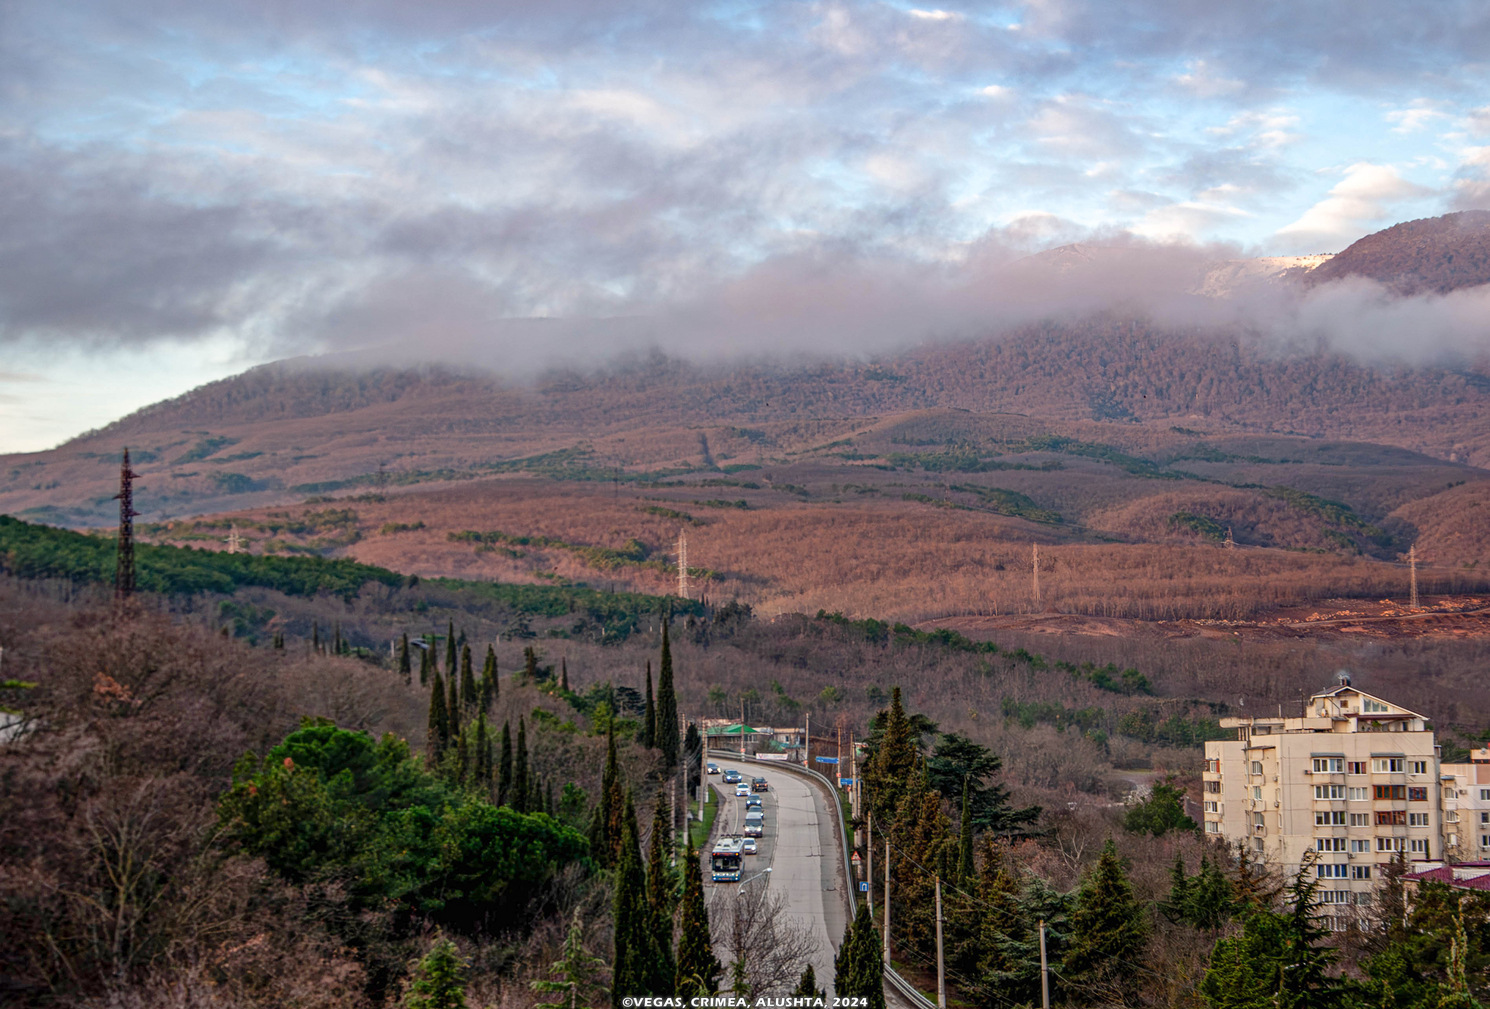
[1386,99,1450,134]
[1274,163,1429,250]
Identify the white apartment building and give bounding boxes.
[1203,681,1443,914]
[1441,747,1490,860]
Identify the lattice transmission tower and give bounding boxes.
[114,449,139,601]
[677,529,690,600]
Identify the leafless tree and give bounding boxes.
[714,881,817,998]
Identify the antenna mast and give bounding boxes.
[227,525,242,554]
[113,448,138,601]
[1408,544,1419,608]
[677,529,690,600]
[1031,543,1040,610]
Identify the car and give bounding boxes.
[742,838,758,855]
[745,795,762,809]
[751,776,768,792]
[707,763,720,775]
[735,783,751,797]
[722,770,741,784]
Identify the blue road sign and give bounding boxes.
[815,756,839,764]
[859,882,870,892]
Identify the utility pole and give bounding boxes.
[700,716,708,813]
[1039,919,1050,1009]
[677,529,690,601]
[740,698,745,756]
[1224,526,1236,549]
[1031,543,1040,610]
[867,812,874,912]
[935,877,946,1009]
[113,448,138,602]
[1409,543,1419,608]
[883,837,891,963]
[804,710,810,768]
[226,525,242,554]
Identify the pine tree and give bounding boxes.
[657,619,679,766]
[513,717,530,813]
[1064,839,1148,997]
[1160,850,1191,923]
[833,903,886,1008]
[399,633,411,682]
[497,721,513,806]
[613,792,668,1005]
[642,659,656,749]
[647,793,678,984]
[404,937,468,1009]
[532,908,610,1009]
[675,833,722,996]
[1188,853,1235,931]
[957,775,975,884]
[428,670,450,765]
[460,644,476,711]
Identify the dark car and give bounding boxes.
[751,776,768,792]
[707,763,720,775]
[745,794,763,809]
[722,770,742,784]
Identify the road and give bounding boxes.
[706,758,849,995]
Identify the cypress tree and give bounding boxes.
[482,645,498,710]
[475,711,492,788]
[497,721,513,806]
[647,793,678,986]
[528,770,544,815]
[833,903,886,1007]
[545,778,556,816]
[642,660,656,749]
[1064,839,1148,996]
[657,619,678,766]
[863,686,918,827]
[524,646,540,682]
[593,724,624,867]
[446,619,457,679]
[334,622,343,655]
[613,792,668,1005]
[560,657,569,692]
[312,621,320,653]
[957,775,975,884]
[447,664,461,736]
[460,644,476,710]
[428,670,450,765]
[792,965,825,1002]
[420,640,431,686]
[513,717,530,813]
[676,832,722,996]
[456,724,471,785]
[399,633,411,682]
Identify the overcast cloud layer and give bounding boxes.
[3,0,1490,450]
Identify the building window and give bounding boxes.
[1479,835,1489,849]
[1316,863,1349,878]
[1253,761,1265,775]
[1375,785,1406,800]
[1350,839,1371,853]
[1447,811,1458,823]
[1349,813,1371,826]
[1408,787,1427,801]
[1364,699,1389,713]
[1314,784,1346,800]
[1480,812,1489,825]
[1409,760,1427,775]
[1480,788,1490,801]
[1348,787,1369,800]
[1316,837,1347,852]
[1409,838,1428,853]
[1348,761,1367,774]
[1316,811,1347,826]
[1319,890,1351,904]
[1354,892,1373,905]
[1204,759,1220,774]
[1253,786,1263,800]
[1205,821,1220,834]
[1351,865,1372,880]
[1373,758,1405,773]
[1204,801,1218,813]
[1376,810,1407,826]
[1408,813,1430,827]
[1378,837,1405,852]
[1204,781,1222,793]
[1312,758,1343,773]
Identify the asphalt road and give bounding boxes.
[706,759,848,995]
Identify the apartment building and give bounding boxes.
[1441,747,1490,861]
[1203,681,1442,915]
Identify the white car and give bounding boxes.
[743,837,758,855]
[735,783,751,797]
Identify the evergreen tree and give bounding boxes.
[513,717,530,813]
[957,776,975,884]
[312,621,320,653]
[892,759,953,959]
[420,640,430,686]
[404,937,468,1009]
[594,725,623,867]
[460,644,477,711]
[533,908,610,1009]
[1200,853,1346,1009]
[427,670,450,765]
[642,659,656,749]
[446,619,457,680]
[1123,777,1198,837]
[497,721,513,806]
[792,965,826,1002]
[657,620,679,765]
[1188,853,1235,931]
[675,833,722,996]
[863,686,919,827]
[560,657,570,693]
[1230,841,1280,910]
[455,724,470,785]
[647,793,678,985]
[1064,839,1148,999]
[1160,850,1191,923]
[481,645,498,710]
[833,903,886,1008]
[474,711,492,788]
[399,632,411,682]
[613,792,668,1004]
[529,771,545,815]
[334,622,343,655]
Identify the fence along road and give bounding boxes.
[705,751,932,1009]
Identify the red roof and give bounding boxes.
[1403,865,1490,890]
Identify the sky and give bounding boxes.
[2,0,1490,452]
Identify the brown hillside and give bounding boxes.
[1307,210,1490,294]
